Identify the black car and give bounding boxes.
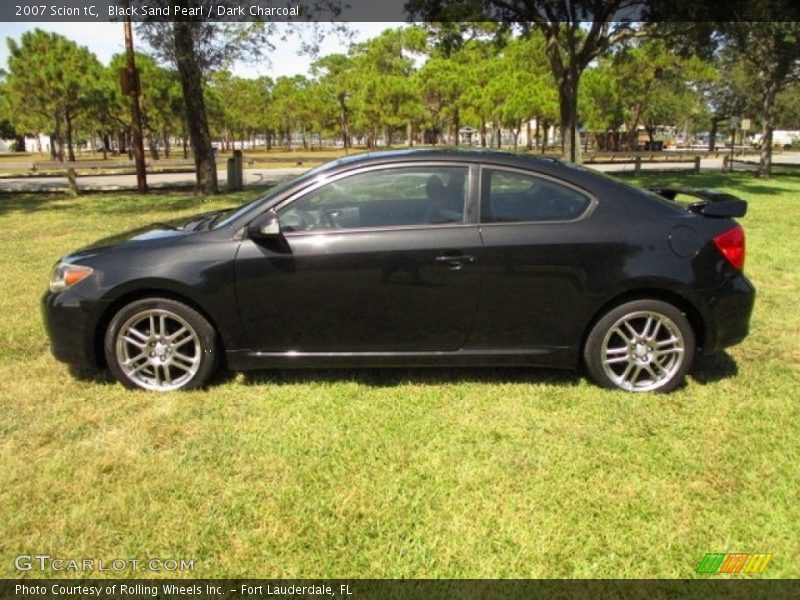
[43,149,754,393]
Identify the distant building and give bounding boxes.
[0,133,51,153]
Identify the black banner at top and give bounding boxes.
[2,0,800,23]
[2,0,405,22]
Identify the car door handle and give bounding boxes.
[435,255,475,269]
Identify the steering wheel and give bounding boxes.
[321,208,340,229]
[279,209,314,232]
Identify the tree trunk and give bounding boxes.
[117,130,126,156]
[526,120,533,151]
[623,129,635,152]
[558,67,581,163]
[342,116,350,148]
[173,20,218,195]
[758,82,778,178]
[480,118,487,147]
[406,121,413,147]
[65,114,76,162]
[54,117,65,162]
[709,119,718,153]
[148,137,160,161]
[338,94,350,149]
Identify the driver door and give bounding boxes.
[234,163,483,352]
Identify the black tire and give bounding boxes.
[583,299,695,393]
[104,298,218,391]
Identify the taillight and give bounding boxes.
[713,225,745,270]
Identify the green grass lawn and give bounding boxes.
[0,172,798,579]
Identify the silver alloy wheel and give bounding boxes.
[115,308,202,392]
[600,310,686,392]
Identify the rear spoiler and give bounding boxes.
[648,187,747,218]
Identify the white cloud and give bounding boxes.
[0,21,402,78]
[237,22,399,79]
[0,22,126,66]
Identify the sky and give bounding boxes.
[0,21,399,78]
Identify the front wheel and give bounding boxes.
[583,299,695,393]
[104,298,218,392]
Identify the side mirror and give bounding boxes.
[247,209,282,240]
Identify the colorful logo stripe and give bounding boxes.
[696,553,772,574]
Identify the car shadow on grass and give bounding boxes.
[689,351,739,384]
[68,365,117,385]
[69,356,736,391]
[67,365,584,390]
[239,366,583,388]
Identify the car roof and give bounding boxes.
[321,147,564,170]
[316,148,626,195]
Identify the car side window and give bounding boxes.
[278,166,469,232]
[481,168,591,223]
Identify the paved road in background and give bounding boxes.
[0,167,308,193]
[2,154,798,193]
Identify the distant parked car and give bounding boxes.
[43,149,755,392]
[752,130,800,149]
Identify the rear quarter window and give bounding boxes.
[481,168,592,223]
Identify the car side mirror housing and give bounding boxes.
[247,209,282,240]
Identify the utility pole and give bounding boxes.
[123,11,148,193]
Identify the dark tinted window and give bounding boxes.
[279,166,468,232]
[481,168,591,223]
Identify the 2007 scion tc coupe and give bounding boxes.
[43,149,755,393]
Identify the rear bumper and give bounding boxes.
[42,291,108,369]
[701,274,756,353]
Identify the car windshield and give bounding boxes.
[212,161,340,229]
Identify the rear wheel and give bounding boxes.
[584,299,695,392]
[104,298,218,392]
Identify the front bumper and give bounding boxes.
[42,290,109,369]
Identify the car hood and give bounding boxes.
[63,210,223,261]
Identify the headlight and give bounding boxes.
[49,262,94,293]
